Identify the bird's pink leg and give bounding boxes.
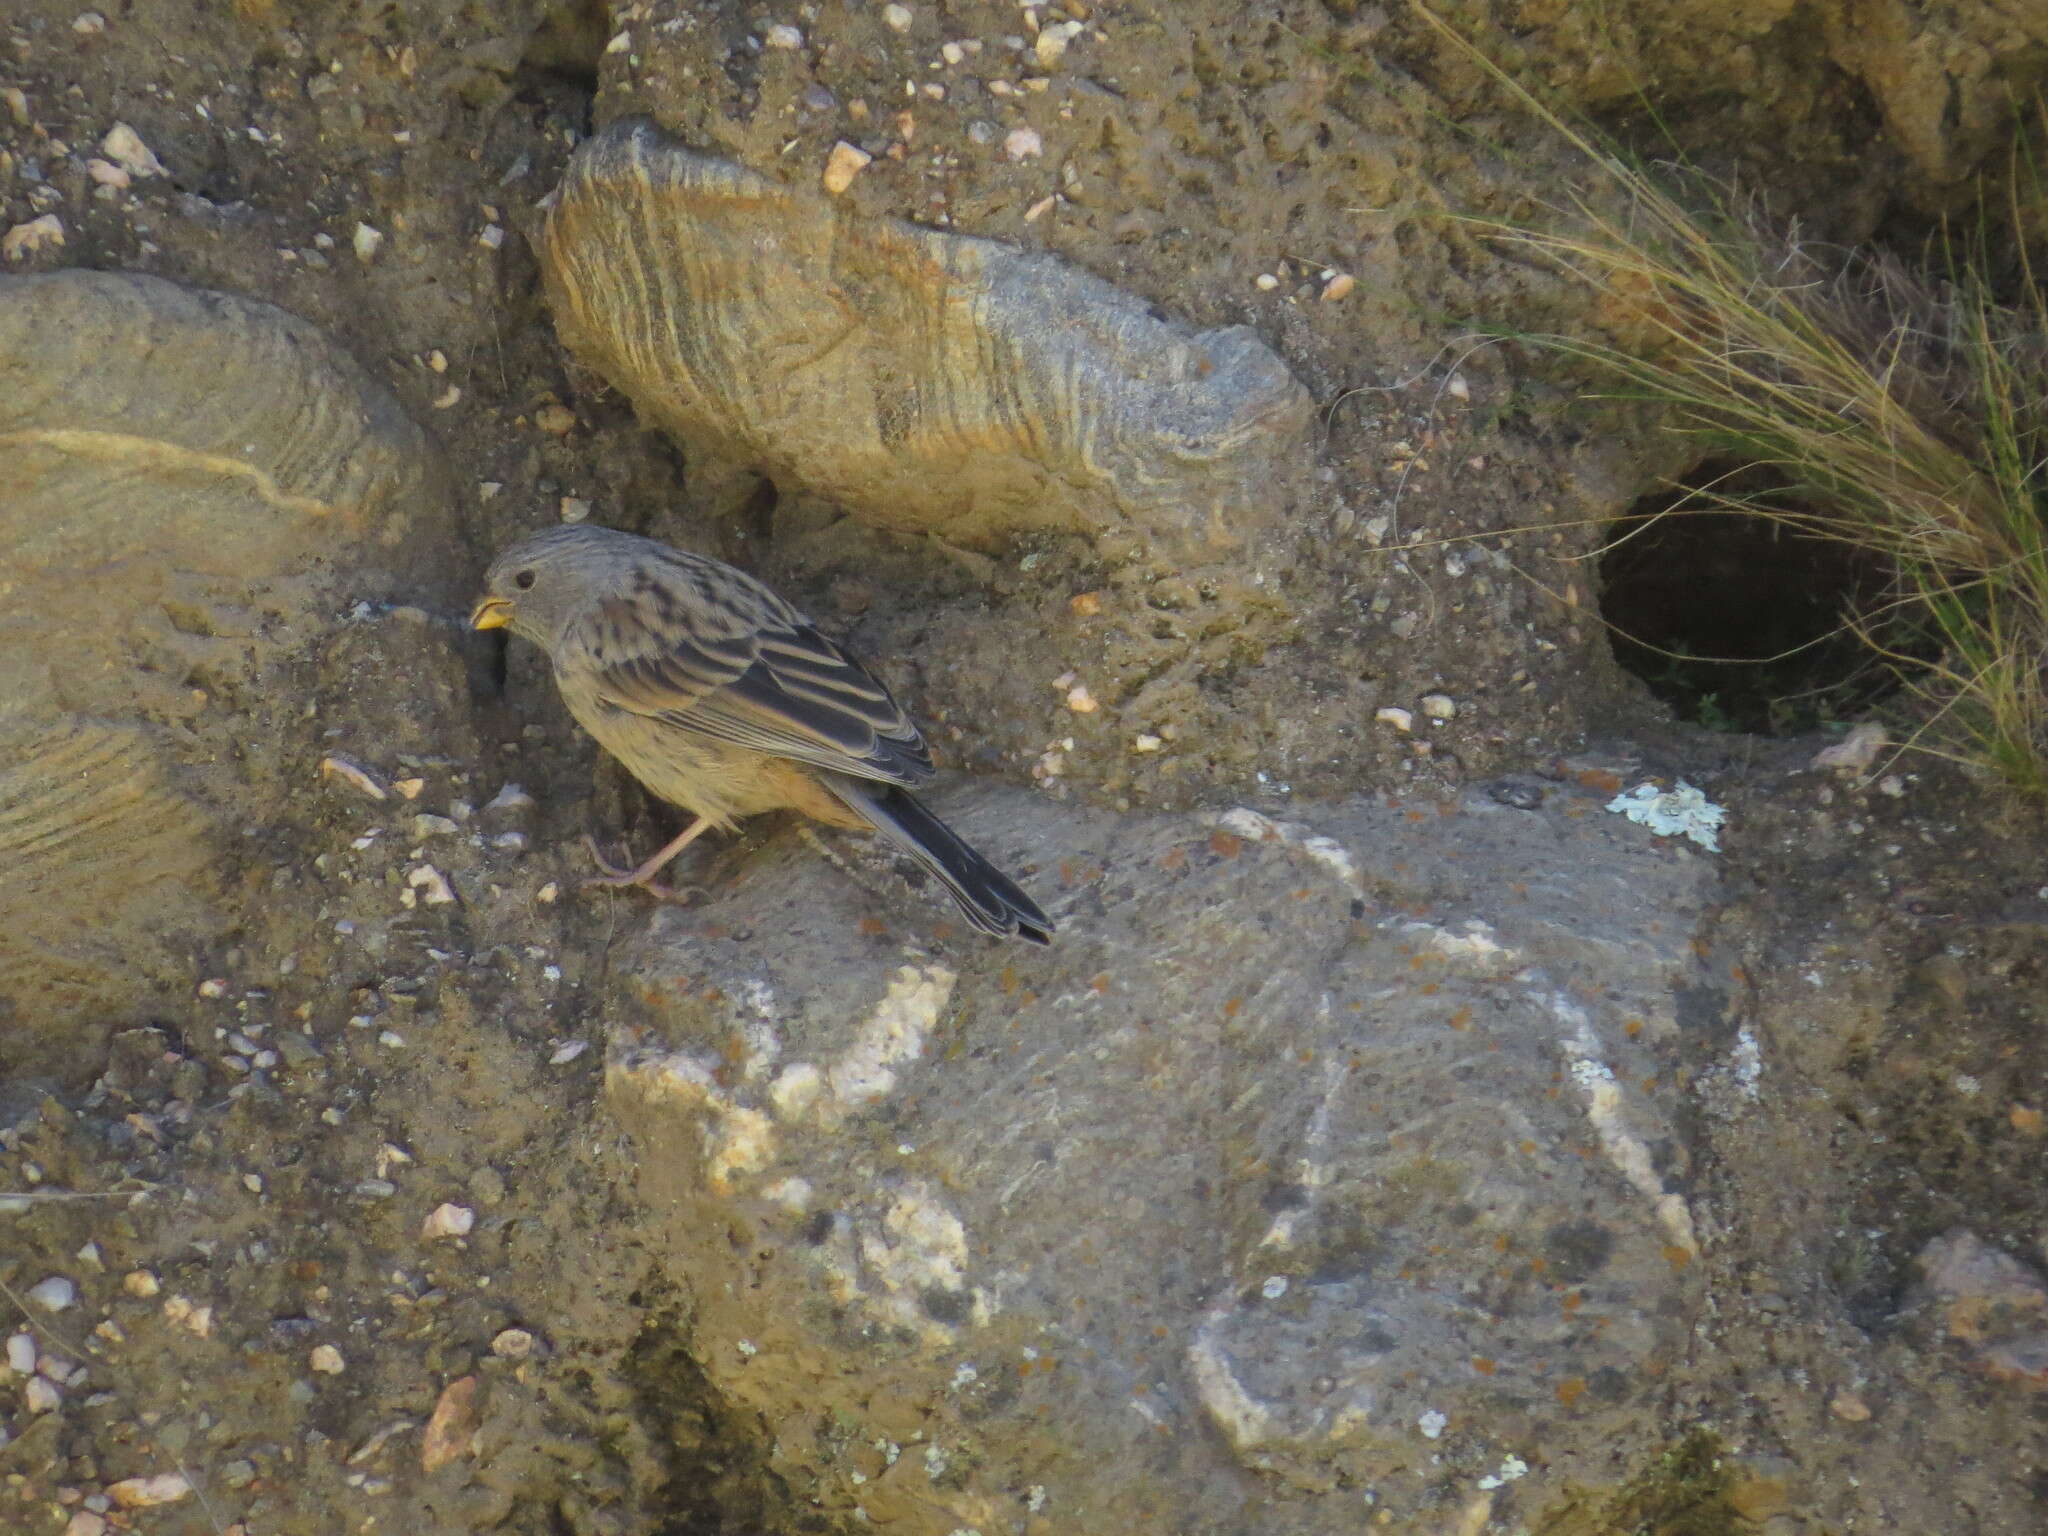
[582,816,714,899]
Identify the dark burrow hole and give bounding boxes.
[516,0,608,101]
[1599,463,1901,735]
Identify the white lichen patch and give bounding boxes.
[1401,918,1518,969]
[827,964,955,1113]
[737,977,781,1080]
[1257,1054,1345,1250]
[1216,807,1365,903]
[1606,780,1727,851]
[1185,1323,1274,1450]
[609,1047,780,1194]
[768,1061,824,1121]
[855,1180,988,1338]
[1733,1026,1763,1100]
[1555,1007,1697,1254]
[707,1104,778,1188]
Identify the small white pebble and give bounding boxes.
[310,1343,346,1374]
[550,1039,589,1065]
[536,881,561,904]
[883,3,914,32]
[407,865,457,906]
[491,1328,535,1359]
[1034,19,1081,67]
[162,1296,213,1337]
[3,215,66,262]
[605,30,632,53]
[421,1203,476,1240]
[352,222,385,263]
[1132,733,1163,753]
[1024,194,1056,222]
[108,1473,193,1508]
[433,384,463,409]
[72,11,107,34]
[559,496,592,523]
[197,978,229,999]
[1321,272,1356,302]
[319,755,389,801]
[1420,694,1456,721]
[1064,684,1097,713]
[1254,272,1279,291]
[85,158,129,187]
[27,1277,76,1312]
[243,1174,263,1194]
[941,40,964,64]
[1375,707,1414,732]
[393,777,426,800]
[478,223,506,249]
[1261,1275,1288,1299]
[1004,127,1043,160]
[24,1375,62,1413]
[100,122,167,177]
[822,139,872,195]
[121,1270,159,1299]
[1445,373,1471,402]
[764,24,803,49]
[6,1333,36,1374]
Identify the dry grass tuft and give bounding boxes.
[1423,9,2048,794]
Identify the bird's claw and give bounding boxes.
[580,835,701,903]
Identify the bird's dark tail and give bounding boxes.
[834,783,1054,945]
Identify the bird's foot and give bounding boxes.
[579,835,702,903]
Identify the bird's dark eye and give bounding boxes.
[513,569,536,591]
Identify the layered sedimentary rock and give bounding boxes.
[0,270,448,1070]
[539,116,1314,550]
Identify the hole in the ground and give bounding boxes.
[1599,463,1900,735]
[515,0,607,99]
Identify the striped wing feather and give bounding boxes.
[570,557,934,787]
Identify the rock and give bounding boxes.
[26,1276,76,1311]
[0,270,450,1077]
[539,117,1312,552]
[98,122,166,178]
[604,782,1711,1531]
[1910,1229,2048,1390]
[421,1202,475,1239]
[821,139,871,194]
[422,1375,480,1472]
[2,214,65,261]
[107,1473,192,1507]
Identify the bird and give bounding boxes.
[470,523,1053,945]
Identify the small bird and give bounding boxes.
[471,524,1052,945]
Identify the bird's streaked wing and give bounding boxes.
[566,553,934,787]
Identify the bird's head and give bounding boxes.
[471,523,649,651]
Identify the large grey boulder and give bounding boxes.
[605,777,1714,1533]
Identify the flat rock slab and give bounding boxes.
[605,778,1717,1533]
[540,116,1314,551]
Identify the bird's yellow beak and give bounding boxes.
[470,596,513,631]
